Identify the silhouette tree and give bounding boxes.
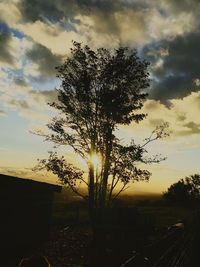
[34,42,168,221]
[163,174,200,203]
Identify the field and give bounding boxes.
[51,188,195,230]
[19,188,196,267]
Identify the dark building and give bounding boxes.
[0,174,61,263]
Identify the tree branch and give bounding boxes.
[68,183,88,201]
[112,183,129,202]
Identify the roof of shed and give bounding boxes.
[0,173,62,192]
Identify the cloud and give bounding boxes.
[19,108,51,123]
[0,109,7,116]
[18,0,85,23]
[0,74,58,123]
[183,122,200,135]
[0,0,199,191]
[23,62,40,77]
[0,1,21,28]
[147,8,194,41]
[75,8,148,49]
[0,81,57,122]
[162,0,200,16]
[12,0,196,55]
[0,94,30,110]
[0,0,197,77]
[0,69,32,96]
[13,75,28,87]
[0,29,15,65]
[0,93,51,123]
[0,68,8,79]
[149,92,200,138]
[28,89,58,107]
[25,43,63,79]
[17,19,82,55]
[143,31,200,104]
[0,23,33,70]
[118,90,200,149]
[17,0,127,24]
[0,64,58,117]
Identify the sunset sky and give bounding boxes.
[0,0,200,194]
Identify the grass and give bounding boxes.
[137,205,194,228]
[51,189,195,230]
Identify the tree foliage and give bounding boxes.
[163,174,200,203]
[34,42,169,217]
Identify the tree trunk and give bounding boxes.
[88,162,95,224]
[101,156,110,208]
[100,127,112,209]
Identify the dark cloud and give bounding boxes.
[25,43,63,79]
[18,0,93,23]
[19,0,198,24]
[0,23,14,65]
[4,0,200,104]
[19,0,64,22]
[143,31,200,104]
[17,0,147,39]
[155,33,200,77]
[165,0,199,14]
[142,43,166,66]
[150,75,194,105]
[13,76,28,87]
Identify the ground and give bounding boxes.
[15,191,197,266]
[33,225,91,267]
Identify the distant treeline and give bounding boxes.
[54,187,162,207]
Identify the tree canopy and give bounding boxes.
[34,42,168,218]
[163,174,200,203]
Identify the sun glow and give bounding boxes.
[78,153,102,171]
[90,154,99,168]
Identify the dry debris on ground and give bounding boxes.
[33,226,91,267]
